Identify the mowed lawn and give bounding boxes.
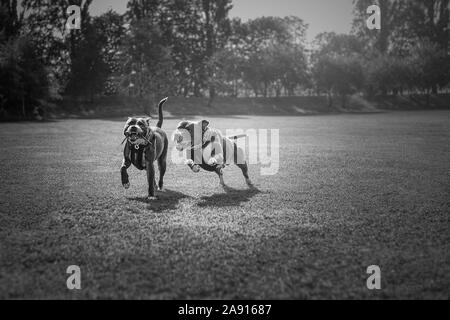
[0,111,449,299]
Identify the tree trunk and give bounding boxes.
[22,95,25,118]
[202,0,216,103]
[341,94,347,108]
[209,86,216,99]
[377,0,390,53]
[275,87,281,98]
[327,91,333,108]
[432,84,438,95]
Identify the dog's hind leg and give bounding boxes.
[146,162,157,199]
[235,146,253,187]
[121,144,132,189]
[157,135,168,191]
[237,162,253,187]
[215,166,225,186]
[158,158,166,191]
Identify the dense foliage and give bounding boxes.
[0,0,449,118]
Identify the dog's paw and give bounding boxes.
[147,196,158,201]
[123,183,130,190]
[246,179,254,188]
[208,158,217,166]
[192,165,200,173]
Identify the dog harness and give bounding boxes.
[129,143,147,170]
[125,129,155,171]
[190,137,239,172]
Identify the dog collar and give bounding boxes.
[129,130,153,150]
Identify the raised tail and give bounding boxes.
[157,97,168,128]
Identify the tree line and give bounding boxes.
[0,0,449,119]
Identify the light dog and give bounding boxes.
[173,120,253,187]
[121,98,169,199]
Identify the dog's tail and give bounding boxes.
[157,97,168,129]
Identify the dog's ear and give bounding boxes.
[201,120,210,131]
[177,121,190,130]
[125,117,135,126]
[124,122,130,135]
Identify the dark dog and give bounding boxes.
[173,120,253,187]
[121,98,169,199]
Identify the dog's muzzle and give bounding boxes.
[125,125,148,148]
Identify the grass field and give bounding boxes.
[0,111,449,299]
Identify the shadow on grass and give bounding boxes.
[197,185,262,208]
[127,189,189,212]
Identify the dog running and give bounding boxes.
[121,98,169,199]
[173,120,253,187]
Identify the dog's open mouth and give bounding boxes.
[127,133,146,146]
[128,133,138,142]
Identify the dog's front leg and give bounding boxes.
[145,146,157,199]
[146,161,157,199]
[121,144,132,189]
[185,159,200,173]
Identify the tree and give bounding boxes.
[405,0,449,50]
[312,33,366,105]
[352,0,450,96]
[122,17,175,106]
[363,54,413,97]
[0,37,49,118]
[126,0,201,97]
[352,0,408,54]
[200,0,233,99]
[232,16,309,97]
[125,0,232,99]
[0,0,24,42]
[408,40,450,105]
[91,10,126,96]
[65,21,109,101]
[313,32,365,57]
[277,44,310,96]
[207,48,244,97]
[313,54,364,108]
[22,0,93,89]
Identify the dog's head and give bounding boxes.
[173,120,209,151]
[123,117,151,146]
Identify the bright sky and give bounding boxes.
[90,0,354,42]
